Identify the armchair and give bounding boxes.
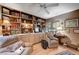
[46,32,59,48]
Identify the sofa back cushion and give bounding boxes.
[0,36,7,47]
[17,33,45,45]
[8,41,23,52]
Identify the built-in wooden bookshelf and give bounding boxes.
[0,5,46,35]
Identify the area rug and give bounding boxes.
[56,50,75,55]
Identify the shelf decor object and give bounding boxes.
[65,19,79,28]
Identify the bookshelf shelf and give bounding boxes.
[2,13,20,19]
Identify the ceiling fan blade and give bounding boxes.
[46,3,59,7]
[44,8,49,14]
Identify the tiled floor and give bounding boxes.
[31,43,79,55]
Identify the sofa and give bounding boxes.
[0,35,33,55]
[17,33,46,47]
[60,34,79,50]
[0,32,60,55]
[0,33,46,55]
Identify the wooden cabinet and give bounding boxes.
[0,5,46,36]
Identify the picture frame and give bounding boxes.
[3,7,10,15]
[73,28,79,34]
[65,19,79,28]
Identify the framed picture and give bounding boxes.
[3,8,10,14]
[65,19,79,28]
[73,28,79,33]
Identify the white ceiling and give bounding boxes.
[0,3,79,19]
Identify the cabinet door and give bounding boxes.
[0,6,1,19]
[0,26,2,35]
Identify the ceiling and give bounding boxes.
[0,3,79,19]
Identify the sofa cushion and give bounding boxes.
[0,52,17,55]
[0,36,8,47]
[8,41,23,52]
[1,38,18,48]
[0,41,23,53]
[0,35,17,48]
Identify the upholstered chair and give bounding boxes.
[46,32,59,48]
[60,36,71,45]
[60,36,79,50]
[47,37,59,48]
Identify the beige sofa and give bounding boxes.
[0,33,46,55]
[0,35,33,55]
[60,35,79,50]
[17,33,46,47]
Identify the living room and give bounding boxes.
[0,3,79,55]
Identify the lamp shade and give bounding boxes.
[3,20,10,26]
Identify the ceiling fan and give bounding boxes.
[39,3,59,14]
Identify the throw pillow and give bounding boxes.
[14,46,25,55]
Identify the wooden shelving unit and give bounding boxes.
[0,5,46,36]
